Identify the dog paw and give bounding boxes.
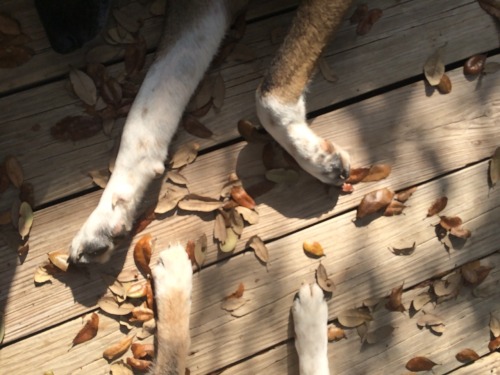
[152,244,193,300]
[256,93,350,186]
[292,283,329,375]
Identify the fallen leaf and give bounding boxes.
[237,119,270,143]
[455,348,480,363]
[389,242,416,256]
[439,216,463,231]
[430,324,446,334]
[385,283,405,312]
[337,308,373,328]
[51,115,103,142]
[316,263,335,293]
[361,164,391,182]
[437,74,452,94]
[212,73,225,111]
[427,196,448,217]
[449,226,471,239]
[350,4,369,24]
[395,186,417,203]
[126,357,152,371]
[34,263,56,285]
[433,272,461,298]
[131,343,155,359]
[318,57,338,82]
[101,77,123,106]
[70,67,97,106]
[155,183,188,214]
[230,185,255,209]
[265,168,299,184]
[356,9,383,35]
[103,335,134,361]
[365,325,394,344]
[18,201,33,239]
[221,283,246,311]
[182,115,213,138]
[124,37,147,77]
[194,233,208,268]
[424,45,446,86]
[411,292,432,311]
[303,240,324,258]
[214,212,227,243]
[0,45,33,68]
[86,45,122,64]
[88,169,110,188]
[490,146,500,187]
[383,200,406,216]
[134,234,154,276]
[234,206,259,225]
[109,360,133,375]
[166,171,188,186]
[126,282,147,299]
[73,313,99,346]
[489,336,500,352]
[356,188,394,219]
[406,356,438,372]
[464,54,487,75]
[132,208,156,236]
[346,167,370,183]
[417,313,444,328]
[98,296,134,316]
[170,142,200,169]
[247,235,268,263]
[131,305,154,322]
[327,325,346,341]
[219,227,238,253]
[4,155,23,188]
[137,318,156,340]
[490,313,500,338]
[178,194,223,212]
[48,250,69,272]
[0,13,21,35]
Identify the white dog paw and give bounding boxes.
[292,283,329,375]
[152,244,193,300]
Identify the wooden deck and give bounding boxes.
[1,0,499,374]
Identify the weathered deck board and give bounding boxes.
[1,55,499,344]
[0,0,497,207]
[223,254,500,375]
[1,163,498,374]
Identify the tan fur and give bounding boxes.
[260,0,353,103]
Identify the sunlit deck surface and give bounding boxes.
[1,0,499,374]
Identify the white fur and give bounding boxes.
[292,283,330,375]
[256,92,350,186]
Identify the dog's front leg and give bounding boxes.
[69,0,241,263]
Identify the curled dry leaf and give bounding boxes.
[437,74,452,94]
[318,57,338,83]
[170,142,200,169]
[464,54,487,76]
[406,356,438,372]
[395,186,417,203]
[88,169,110,189]
[124,37,147,77]
[98,296,134,316]
[230,185,255,209]
[214,212,227,243]
[337,308,373,328]
[182,115,213,138]
[489,336,500,352]
[235,206,259,225]
[109,360,133,375]
[424,44,446,86]
[73,312,99,346]
[417,313,444,328]
[455,348,480,363]
[221,283,246,312]
[385,283,405,312]
[103,335,134,361]
[247,235,268,263]
[126,357,152,371]
[48,250,69,272]
[411,292,431,311]
[461,261,491,286]
[131,343,155,359]
[439,215,463,231]
[265,168,299,184]
[356,188,394,219]
[127,282,147,299]
[427,196,448,217]
[327,325,346,341]
[389,242,416,256]
[178,194,223,212]
[219,227,238,253]
[237,119,270,143]
[383,200,406,217]
[34,262,58,285]
[490,313,500,338]
[361,164,391,182]
[166,171,188,186]
[490,146,500,187]
[155,183,188,214]
[449,226,471,239]
[346,167,370,183]
[18,201,33,239]
[70,67,97,106]
[131,305,154,322]
[316,263,335,293]
[303,240,324,258]
[134,233,154,276]
[137,318,156,340]
[194,233,208,268]
[433,272,461,298]
[4,155,23,188]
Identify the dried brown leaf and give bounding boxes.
[361,164,391,182]
[34,262,57,285]
[356,8,383,35]
[214,212,227,243]
[327,325,346,341]
[383,200,406,216]
[194,233,208,268]
[126,357,152,371]
[490,146,500,187]
[406,356,438,371]
[385,283,405,312]
[73,313,99,346]
[221,283,246,312]
[98,297,134,317]
[219,227,238,253]
[389,242,416,256]
[424,45,446,86]
[237,119,270,143]
[439,216,463,231]
[395,186,417,203]
[489,336,500,352]
[346,167,370,184]
[124,37,147,77]
[417,313,444,328]
[166,171,188,186]
[490,313,500,338]
[430,324,446,334]
[131,305,154,322]
[155,183,188,214]
[356,188,394,219]
[103,335,134,361]
[316,263,335,293]
[318,57,337,83]
[350,4,368,24]
[303,241,324,258]
[182,115,213,138]
[455,348,480,363]
[88,169,110,189]
[48,250,69,272]
[178,194,223,212]
[131,343,154,359]
[449,226,471,239]
[70,67,97,106]
[464,54,487,75]
[4,155,23,188]
[230,185,255,209]
[478,0,500,20]
[109,360,133,375]
[427,196,448,217]
[247,235,268,263]
[18,201,33,239]
[134,233,154,276]
[437,74,452,94]
[337,308,373,328]
[86,45,122,64]
[234,206,259,225]
[411,292,431,311]
[170,142,200,169]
